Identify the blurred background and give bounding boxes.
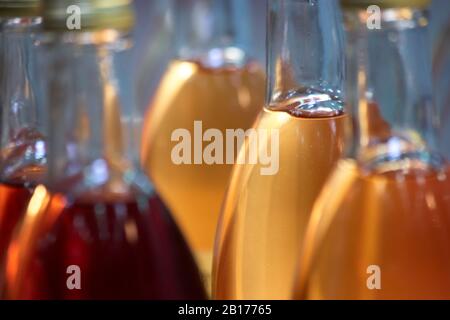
[126,0,449,139]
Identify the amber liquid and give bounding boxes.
[4,187,206,299]
[213,108,347,299]
[295,160,450,299]
[141,60,265,287]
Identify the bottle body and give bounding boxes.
[0,14,45,295]
[5,186,206,299]
[4,3,206,298]
[213,108,346,299]
[294,3,450,299]
[141,0,266,288]
[213,0,346,299]
[296,160,450,299]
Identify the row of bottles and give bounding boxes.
[0,0,205,299]
[213,0,450,299]
[141,0,266,289]
[0,0,448,300]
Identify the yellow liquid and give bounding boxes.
[295,160,450,299]
[141,60,265,288]
[213,108,347,299]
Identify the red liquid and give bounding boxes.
[5,188,207,299]
[0,163,46,296]
[0,183,34,298]
[0,183,34,266]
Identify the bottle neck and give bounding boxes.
[174,0,252,68]
[266,0,345,117]
[0,17,45,183]
[42,30,144,196]
[344,7,443,171]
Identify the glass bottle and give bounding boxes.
[294,0,450,300]
[4,0,205,300]
[213,0,346,299]
[0,1,45,293]
[433,21,450,158]
[140,0,266,288]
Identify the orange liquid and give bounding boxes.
[141,60,265,286]
[213,108,347,299]
[295,160,450,299]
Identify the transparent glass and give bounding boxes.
[212,0,346,299]
[4,30,206,299]
[433,22,450,159]
[135,0,173,128]
[294,7,450,300]
[0,16,45,295]
[140,0,266,290]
